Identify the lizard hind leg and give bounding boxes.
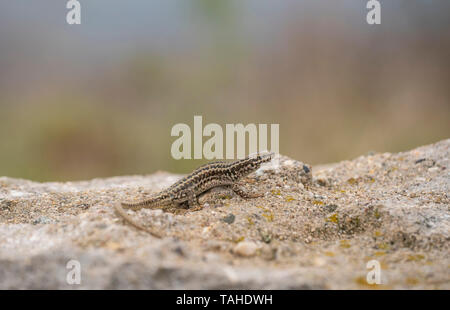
[198,186,234,206]
[232,183,264,199]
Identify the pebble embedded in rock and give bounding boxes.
[233,241,259,257]
[222,214,235,224]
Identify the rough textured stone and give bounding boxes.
[0,139,448,289]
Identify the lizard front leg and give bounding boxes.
[173,190,203,211]
[187,191,204,211]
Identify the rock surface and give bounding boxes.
[0,140,449,289]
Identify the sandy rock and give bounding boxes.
[0,139,449,289]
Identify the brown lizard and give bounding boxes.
[114,152,274,237]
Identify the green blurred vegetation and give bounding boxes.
[0,1,449,181]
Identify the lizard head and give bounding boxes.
[253,151,275,165]
[232,151,275,178]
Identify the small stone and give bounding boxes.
[32,216,53,225]
[303,165,311,173]
[324,204,338,213]
[428,167,439,173]
[233,241,259,257]
[222,214,235,224]
[78,203,90,210]
[316,178,328,186]
[173,246,185,256]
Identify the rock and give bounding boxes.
[0,139,449,289]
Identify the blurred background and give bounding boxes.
[0,0,449,181]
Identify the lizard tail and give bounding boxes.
[120,199,156,210]
[114,202,163,238]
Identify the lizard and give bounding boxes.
[114,152,274,237]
